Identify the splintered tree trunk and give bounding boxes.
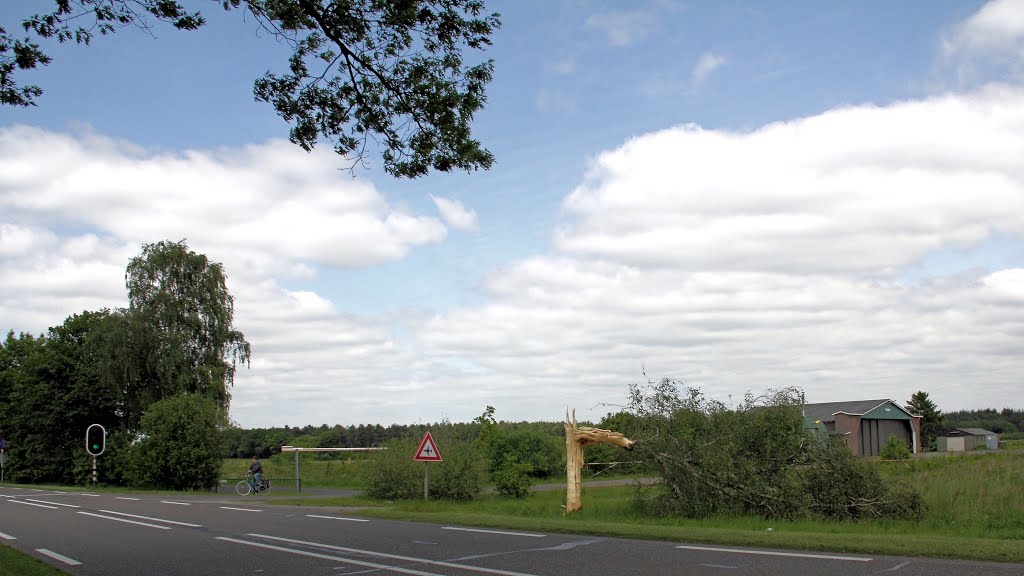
[564,410,635,513]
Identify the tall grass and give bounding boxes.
[878,451,1024,537]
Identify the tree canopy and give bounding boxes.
[1,0,500,178]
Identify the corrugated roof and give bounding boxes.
[802,399,907,422]
[955,428,997,436]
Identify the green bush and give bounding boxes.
[879,434,912,460]
[493,459,533,498]
[363,438,422,500]
[487,430,563,478]
[127,394,225,490]
[364,433,484,501]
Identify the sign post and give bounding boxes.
[412,431,442,500]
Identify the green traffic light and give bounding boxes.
[92,444,100,450]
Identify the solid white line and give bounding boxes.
[161,500,190,506]
[36,549,82,566]
[26,499,80,508]
[8,500,57,509]
[99,509,202,527]
[0,531,15,540]
[115,496,140,501]
[220,506,262,512]
[249,533,541,576]
[77,511,171,530]
[676,545,872,562]
[217,537,444,576]
[442,527,545,538]
[306,514,369,522]
[80,493,100,497]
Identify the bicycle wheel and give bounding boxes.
[256,480,271,496]
[236,480,252,496]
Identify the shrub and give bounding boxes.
[493,459,533,498]
[879,434,912,460]
[364,433,484,501]
[127,394,225,490]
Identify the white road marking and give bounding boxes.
[160,500,190,506]
[442,527,545,538]
[886,561,912,571]
[700,564,738,570]
[306,514,369,522]
[218,537,444,576]
[0,531,16,540]
[77,511,172,529]
[80,493,100,497]
[25,499,80,508]
[249,533,541,576]
[115,497,140,501]
[220,506,262,512]
[99,509,202,527]
[676,545,872,562]
[29,489,43,492]
[36,549,82,566]
[8,500,57,509]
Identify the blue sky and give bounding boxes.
[2,0,1023,428]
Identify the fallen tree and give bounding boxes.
[627,379,923,521]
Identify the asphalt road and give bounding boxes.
[2,486,1022,576]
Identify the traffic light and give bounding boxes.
[85,424,106,456]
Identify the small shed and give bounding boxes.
[937,428,999,452]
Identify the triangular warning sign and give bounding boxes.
[413,431,443,462]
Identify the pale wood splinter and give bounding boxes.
[564,409,635,513]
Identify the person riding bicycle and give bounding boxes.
[247,455,263,494]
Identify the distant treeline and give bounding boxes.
[224,419,568,459]
[943,409,1024,435]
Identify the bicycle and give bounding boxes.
[236,472,271,496]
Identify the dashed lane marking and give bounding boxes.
[77,511,172,529]
[249,533,541,576]
[306,515,369,522]
[676,545,872,562]
[223,536,541,576]
[25,499,80,508]
[220,506,262,512]
[99,509,202,528]
[160,500,190,506]
[0,531,15,540]
[442,527,545,538]
[8,500,57,509]
[36,549,82,566]
[79,493,100,497]
[116,497,140,501]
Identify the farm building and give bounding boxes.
[937,428,999,452]
[803,399,922,456]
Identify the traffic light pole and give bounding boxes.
[92,456,97,485]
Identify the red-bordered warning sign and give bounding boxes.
[413,431,443,462]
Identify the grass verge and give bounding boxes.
[267,484,1024,564]
[0,545,67,576]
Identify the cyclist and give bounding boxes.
[247,455,263,494]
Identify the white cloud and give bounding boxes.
[943,0,1024,82]
[692,52,727,86]
[549,56,576,75]
[584,11,654,47]
[558,86,1024,275]
[5,83,1024,426]
[430,195,479,232]
[0,125,447,274]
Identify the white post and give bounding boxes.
[423,462,429,501]
[294,449,300,493]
